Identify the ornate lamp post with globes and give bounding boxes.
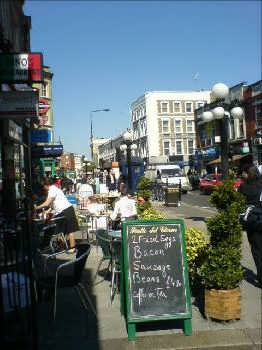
[200,83,244,178]
[120,130,137,192]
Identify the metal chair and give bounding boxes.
[37,242,96,320]
[110,238,121,303]
[94,229,112,283]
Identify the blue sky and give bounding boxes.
[24,0,261,156]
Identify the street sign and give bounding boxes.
[0,53,43,83]
[121,219,192,340]
[38,98,50,115]
[31,144,63,158]
[0,91,38,118]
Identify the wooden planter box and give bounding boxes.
[205,287,241,321]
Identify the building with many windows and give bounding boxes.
[130,91,211,164]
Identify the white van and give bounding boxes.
[155,164,191,193]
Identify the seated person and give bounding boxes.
[77,178,93,209]
[111,185,137,225]
[86,197,107,230]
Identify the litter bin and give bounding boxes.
[164,186,180,207]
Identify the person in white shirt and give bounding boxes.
[77,178,94,209]
[34,177,79,251]
[111,186,137,222]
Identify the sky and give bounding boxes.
[24,0,261,156]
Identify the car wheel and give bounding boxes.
[182,190,187,194]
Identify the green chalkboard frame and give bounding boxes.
[121,219,192,340]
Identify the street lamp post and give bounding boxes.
[90,108,110,161]
[120,130,137,192]
[200,83,244,178]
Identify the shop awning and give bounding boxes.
[207,153,252,165]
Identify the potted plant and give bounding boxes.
[199,179,245,320]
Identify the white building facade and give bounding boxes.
[131,91,211,163]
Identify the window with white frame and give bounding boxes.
[173,102,181,113]
[176,140,183,155]
[186,119,194,133]
[41,82,48,97]
[229,119,235,140]
[188,139,194,155]
[160,102,169,113]
[255,107,262,128]
[162,119,170,133]
[185,102,193,113]
[197,101,205,108]
[163,140,171,156]
[175,119,182,133]
[238,119,245,138]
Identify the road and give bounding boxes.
[182,189,215,212]
[153,190,216,233]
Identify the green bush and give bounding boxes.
[139,207,165,220]
[185,227,208,284]
[199,246,244,290]
[137,176,152,201]
[199,179,245,290]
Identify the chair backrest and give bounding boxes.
[40,224,57,250]
[96,229,111,258]
[73,243,91,284]
[50,216,66,235]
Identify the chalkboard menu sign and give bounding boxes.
[121,219,192,340]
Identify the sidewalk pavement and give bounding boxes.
[38,203,261,350]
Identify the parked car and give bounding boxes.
[199,174,242,194]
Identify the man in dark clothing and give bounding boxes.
[239,166,262,287]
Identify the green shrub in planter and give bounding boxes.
[185,227,208,285]
[199,179,245,290]
[137,176,153,201]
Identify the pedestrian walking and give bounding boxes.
[34,177,79,252]
[239,165,262,287]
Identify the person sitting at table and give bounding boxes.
[110,185,138,226]
[77,177,94,209]
[34,177,79,252]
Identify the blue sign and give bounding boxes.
[31,129,51,143]
[206,148,217,157]
[32,144,63,158]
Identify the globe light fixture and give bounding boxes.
[201,111,214,123]
[130,143,138,151]
[212,106,225,120]
[230,106,244,119]
[123,130,133,142]
[212,83,229,100]
[120,144,127,151]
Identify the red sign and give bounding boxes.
[0,53,43,83]
[39,98,50,115]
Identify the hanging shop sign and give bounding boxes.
[31,144,63,158]
[8,120,23,142]
[0,91,38,118]
[31,129,51,144]
[0,53,43,83]
[38,98,50,115]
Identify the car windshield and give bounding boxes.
[161,169,182,177]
